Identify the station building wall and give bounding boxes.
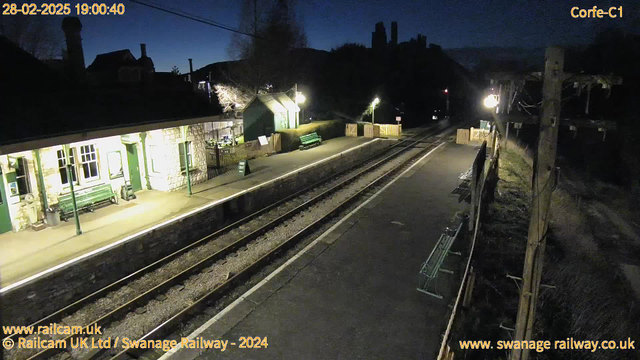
[0,123,208,233]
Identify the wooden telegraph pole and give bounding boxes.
[510,47,564,360]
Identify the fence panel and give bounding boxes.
[345,124,358,137]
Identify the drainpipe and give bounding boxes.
[181,125,192,196]
[34,149,48,210]
[140,132,152,190]
[63,144,82,235]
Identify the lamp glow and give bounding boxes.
[372,97,380,106]
[483,94,498,108]
[295,93,306,104]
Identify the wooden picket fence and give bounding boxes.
[345,123,357,137]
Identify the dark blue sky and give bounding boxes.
[69,0,639,72]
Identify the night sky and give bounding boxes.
[47,0,640,72]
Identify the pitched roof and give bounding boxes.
[246,93,298,114]
[87,49,139,72]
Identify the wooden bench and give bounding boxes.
[58,183,118,221]
[451,166,473,203]
[299,132,322,150]
[417,222,463,299]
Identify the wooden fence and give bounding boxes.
[437,128,500,360]
[345,124,357,137]
[363,124,402,138]
[378,124,402,136]
[206,133,281,171]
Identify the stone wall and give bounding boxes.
[146,124,207,192]
[1,139,392,326]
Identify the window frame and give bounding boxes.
[57,148,78,187]
[149,145,161,173]
[80,144,100,182]
[15,157,31,196]
[178,141,193,172]
[107,150,124,180]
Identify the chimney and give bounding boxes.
[391,21,398,46]
[61,17,85,81]
[188,58,194,82]
[140,43,147,58]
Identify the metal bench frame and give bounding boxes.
[299,132,322,150]
[58,183,118,221]
[417,222,463,299]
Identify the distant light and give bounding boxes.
[484,94,499,108]
[372,97,380,107]
[444,89,448,93]
[295,93,306,104]
[432,115,438,120]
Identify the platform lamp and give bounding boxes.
[63,144,82,235]
[371,97,380,124]
[181,125,192,196]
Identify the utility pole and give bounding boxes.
[510,47,564,360]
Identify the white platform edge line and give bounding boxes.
[0,139,379,294]
[158,141,446,359]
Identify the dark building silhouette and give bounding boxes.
[61,17,85,82]
[391,21,398,47]
[371,22,387,51]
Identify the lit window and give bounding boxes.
[107,151,123,179]
[57,148,78,186]
[178,141,192,171]
[80,144,100,180]
[15,157,31,195]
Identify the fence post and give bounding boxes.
[215,144,221,169]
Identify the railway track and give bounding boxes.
[4,123,457,360]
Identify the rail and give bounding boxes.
[8,124,454,360]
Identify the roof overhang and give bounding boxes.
[0,115,222,155]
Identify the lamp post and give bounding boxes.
[371,97,380,124]
[63,144,82,235]
[484,94,499,109]
[295,92,306,128]
[444,88,450,116]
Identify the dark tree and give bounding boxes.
[227,0,307,94]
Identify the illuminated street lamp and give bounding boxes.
[295,92,305,128]
[484,94,499,109]
[371,97,380,124]
[444,88,450,116]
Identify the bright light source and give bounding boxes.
[444,89,448,93]
[295,92,306,104]
[372,97,380,107]
[484,94,498,108]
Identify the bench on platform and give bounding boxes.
[299,132,322,150]
[417,222,463,299]
[58,183,118,221]
[451,166,473,203]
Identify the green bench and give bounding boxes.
[417,222,463,299]
[299,132,322,150]
[58,183,118,221]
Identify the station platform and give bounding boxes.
[0,136,376,289]
[164,142,478,360]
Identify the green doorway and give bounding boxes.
[0,169,13,234]
[125,144,142,192]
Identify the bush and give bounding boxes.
[277,119,345,152]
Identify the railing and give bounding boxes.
[206,134,282,171]
[437,127,500,360]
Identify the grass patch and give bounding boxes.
[452,141,639,360]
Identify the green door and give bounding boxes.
[0,169,13,234]
[126,144,142,192]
